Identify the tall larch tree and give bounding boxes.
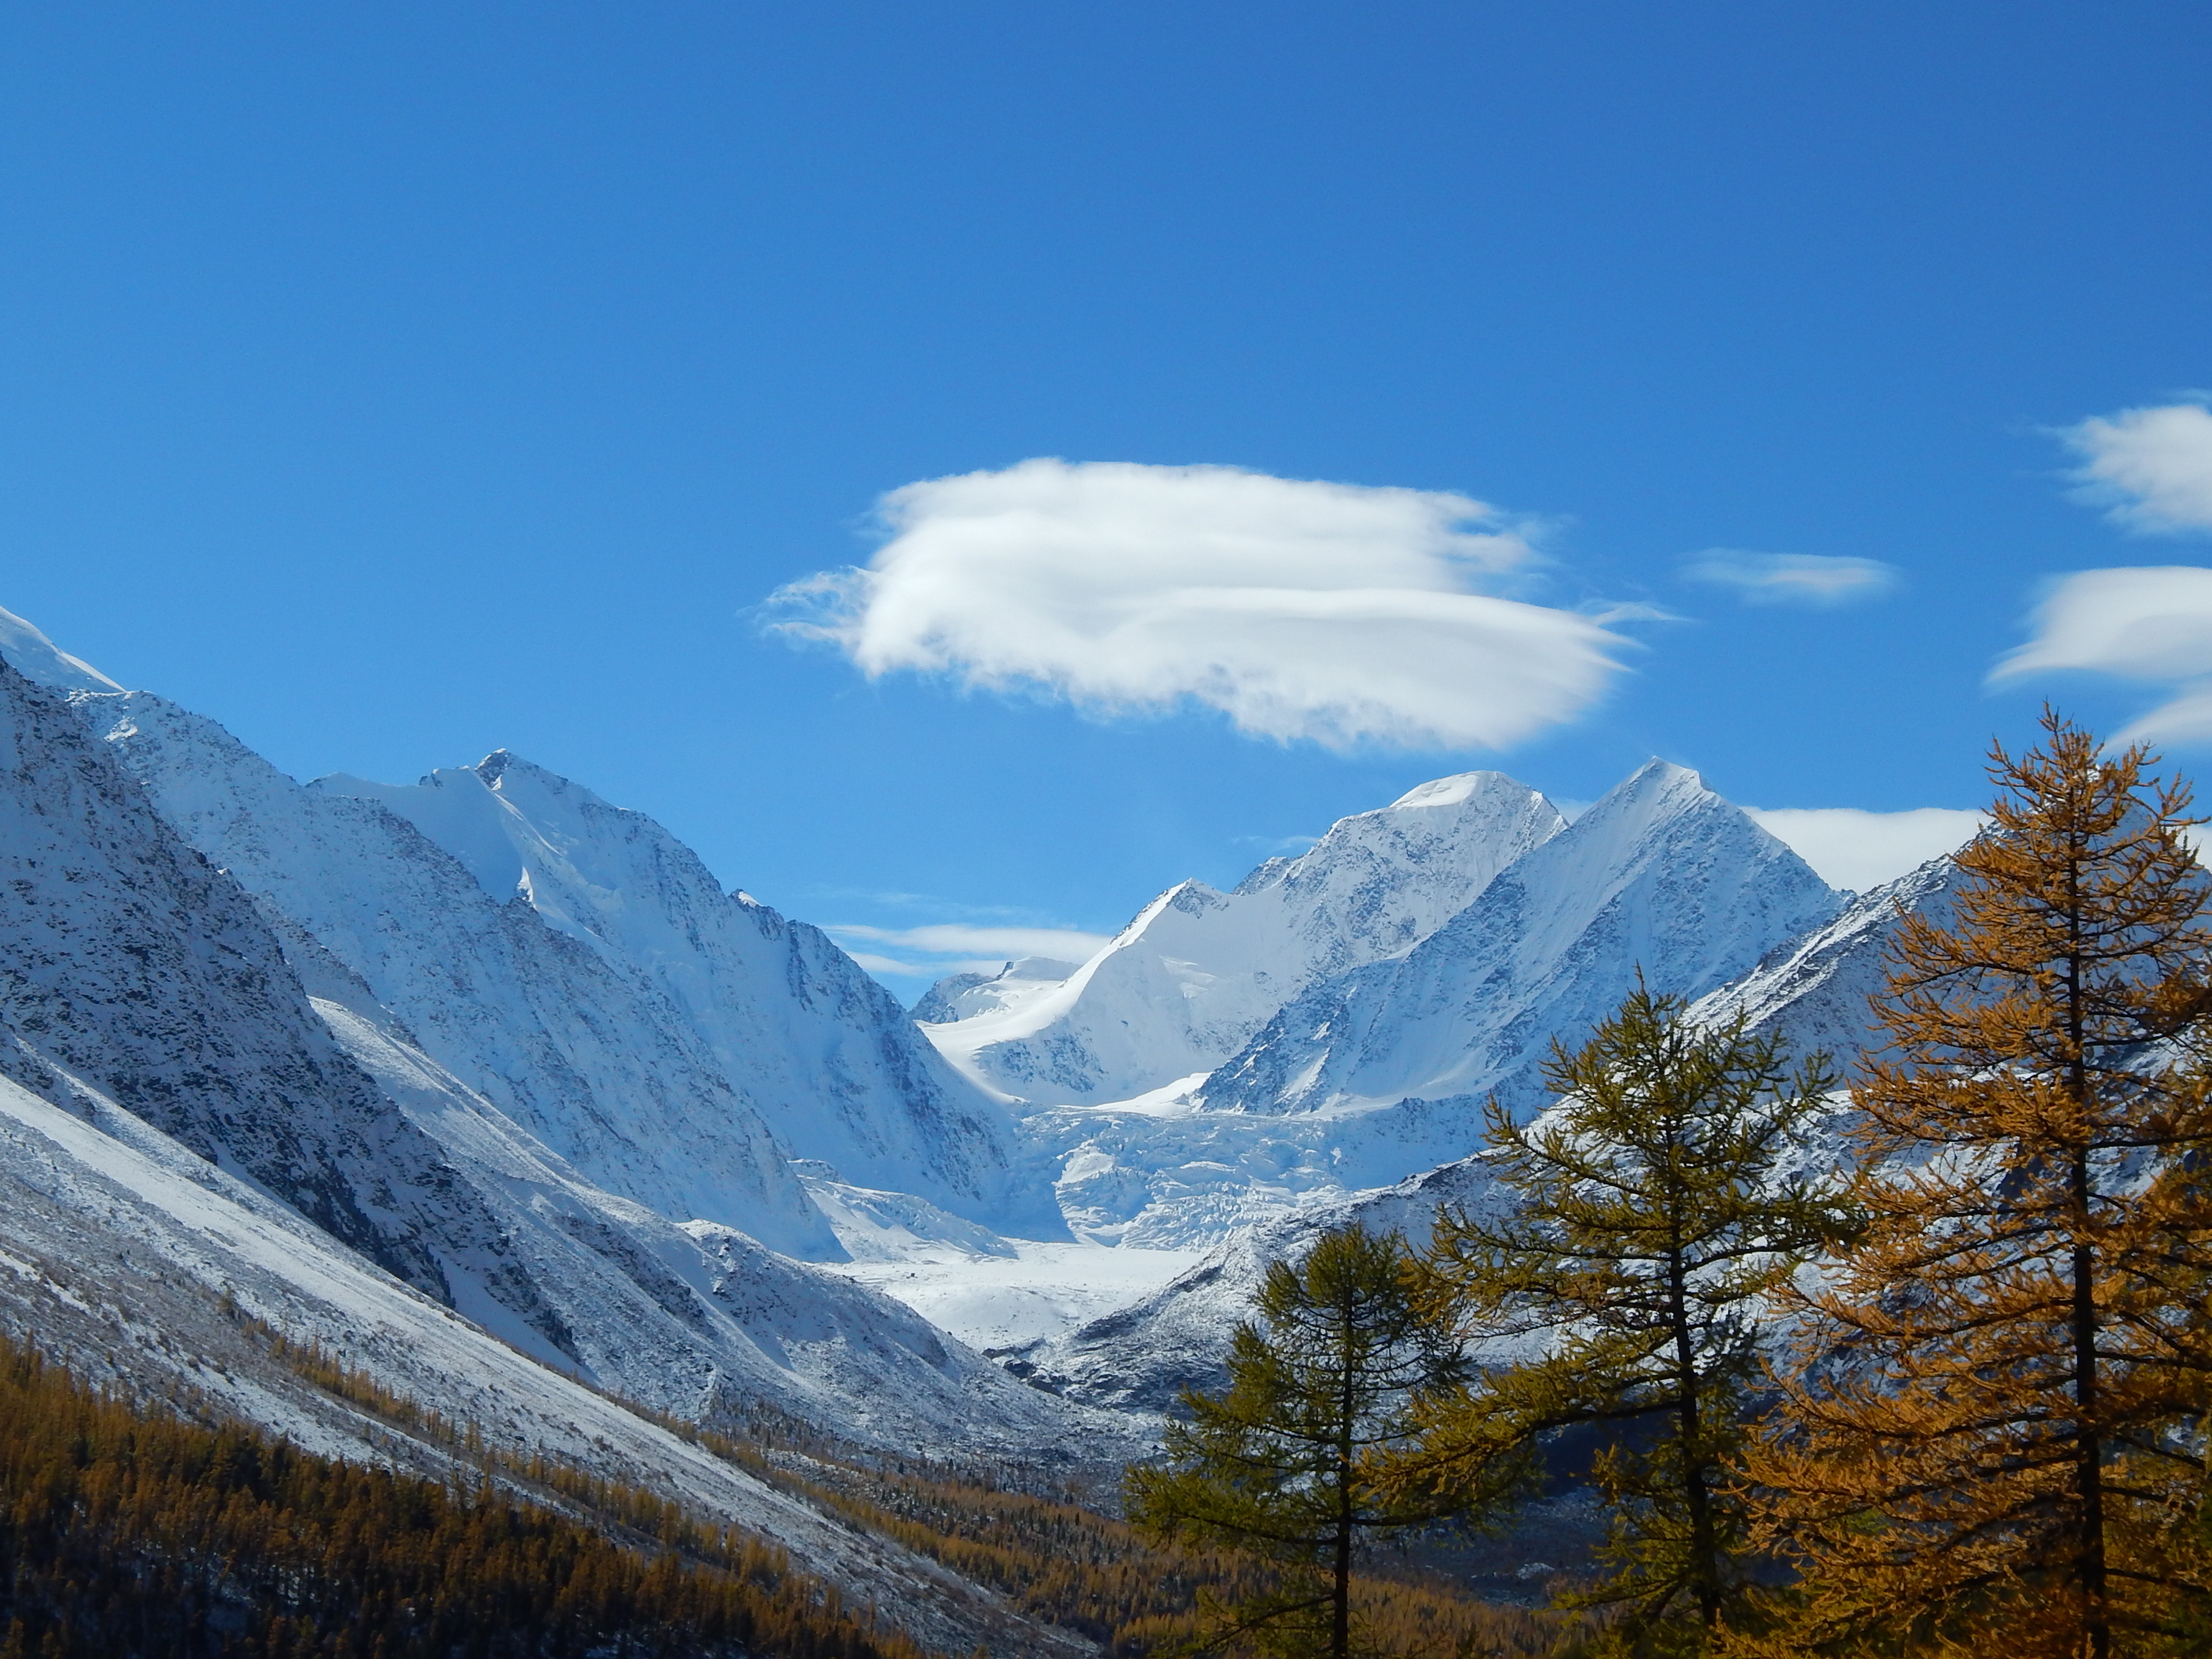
[1738,712,2212,1658]
[1392,981,1854,1656]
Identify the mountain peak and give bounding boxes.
[1386,769,1518,811]
[0,606,125,695]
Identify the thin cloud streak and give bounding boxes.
[768,459,1633,751]
[827,921,1111,962]
[1680,550,1900,607]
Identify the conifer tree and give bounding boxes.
[1124,1223,1465,1659]
[1394,982,1853,1655]
[1739,712,2212,1657]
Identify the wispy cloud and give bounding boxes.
[1992,566,2212,743]
[1748,806,1985,892]
[1680,550,1900,608]
[826,922,1109,964]
[766,459,1635,751]
[2060,401,2212,535]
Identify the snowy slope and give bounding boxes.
[1008,1155,1504,1411]
[0,655,484,1299]
[59,686,838,1259]
[289,932,1091,1445]
[0,1070,1104,1658]
[319,752,1052,1235]
[1689,855,1959,1062]
[0,633,1089,1456]
[912,956,1081,1024]
[1204,760,1844,1118]
[926,773,1564,1106]
[0,604,1050,1247]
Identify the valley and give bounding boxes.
[0,599,1961,1652]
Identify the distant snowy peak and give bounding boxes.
[1201,758,1845,1116]
[0,606,125,695]
[923,770,1563,1106]
[914,957,1082,1025]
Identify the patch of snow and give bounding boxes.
[823,1238,1206,1352]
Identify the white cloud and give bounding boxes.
[2061,402,2212,534]
[1748,807,1986,892]
[827,922,1111,964]
[1679,550,1900,607]
[840,950,988,980]
[767,459,1632,750]
[1992,566,2212,743]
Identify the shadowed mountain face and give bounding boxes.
[0,631,1113,1456]
[66,682,1058,1251]
[0,657,471,1298]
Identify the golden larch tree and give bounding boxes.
[1738,712,2212,1657]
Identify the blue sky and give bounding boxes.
[3,4,2209,991]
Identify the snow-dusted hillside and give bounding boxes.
[64,687,836,1258]
[1689,855,1959,1061]
[0,628,1107,1456]
[1204,760,1844,1118]
[924,772,1563,1106]
[35,655,1058,1247]
[0,655,473,1298]
[321,751,1054,1235]
[0,1069,1105,1658]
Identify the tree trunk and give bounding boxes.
[2064,850,2109,1659]
[1669,1254,1718,1628]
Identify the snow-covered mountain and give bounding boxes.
[1689,854,1959,1062]
[923,772,1564,1106]
[912,956,1081,1025]
[0,633,1109,1458]
[0,654,473,1298]
[319,750,1056,1235]
[993,762,1843,1251]
[1203,759,1845,1118]
[28,649,1057,1247]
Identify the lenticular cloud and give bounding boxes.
[1994,566,2212,744]
[769,459,1627,750]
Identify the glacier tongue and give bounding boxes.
[925,770,1565,1107]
